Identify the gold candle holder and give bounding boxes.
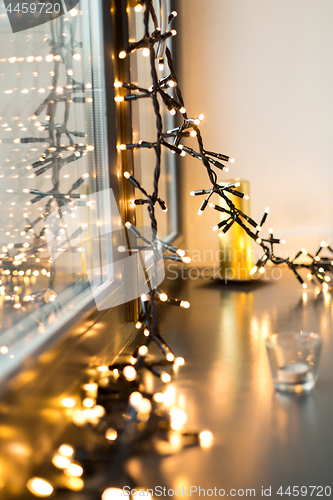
[218,179,253,281]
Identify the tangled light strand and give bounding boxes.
[25,2,209,498]
[118,0,333,293]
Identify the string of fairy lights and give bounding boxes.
[116,3,333,293]
[28,0,333,494]
[113,1,193,386]
[3,0,332,498]
[9,2,210,499]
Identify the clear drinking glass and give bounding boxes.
[265,331,322,393]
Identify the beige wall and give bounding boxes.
[177,0,333,266]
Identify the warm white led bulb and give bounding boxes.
[52,454,71,470]
[65,464,83,478]
[62,398,75,408]
[175,356,185,366]
[102,488,129,500]
[250,266,258,275]
[119,51,127,59]
[170,408,187,430]
[142,47,150,57]
[129,391,143,407]
[123,365,137,381]
[105,428,118,441]
[138,345,148,356]
[82,397,95,408]
[161,372,171,383]
[153,392,164,403]
[84,383,98,396]
[199,430,214,449]
[26,478,53,497]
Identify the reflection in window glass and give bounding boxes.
[131,0,178,242]
[0,2,111,356]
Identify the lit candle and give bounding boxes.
[277,362,310,384]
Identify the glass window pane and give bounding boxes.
[130,0,179,242]
[0,1,114,376]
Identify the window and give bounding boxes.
[0,0,116,379]
[0,0,181,382]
